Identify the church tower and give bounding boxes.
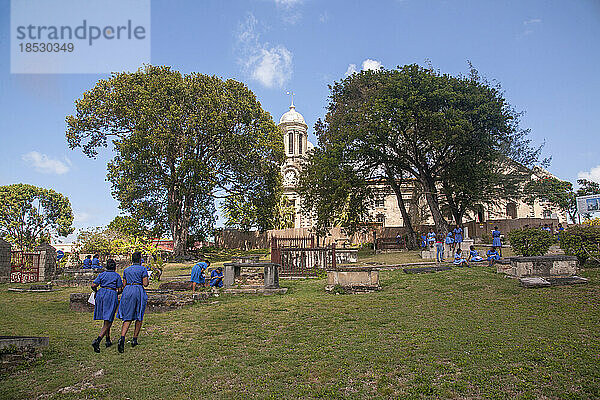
[278,98,313,228]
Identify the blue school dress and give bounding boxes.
[445,233,454,245]
[453,252,467,265]
[469,249,483,262]
[91,257,101,269]
[492,230,502,247]
[191,262,207,284]
[82,258,92,269]
[421,235,427,248]
[210,270,224,288]
[427,232,436,245]
[93,271,123,322]
[117,264,149,321]
[487,249,500,261]
[453,227,463,244]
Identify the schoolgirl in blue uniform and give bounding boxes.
[445,232,454,259]
[492,227,502,256]
[453,248,469,267]
[210,267,224,288]
[116,251,149,353]
[82,255,92,269]
[91,254,102,269]
[468,245,484,262]
[453,225,463,252]
[91,259,123,352]
[487,246,501,267]
[427,229,436,248]
[191,260,210,292]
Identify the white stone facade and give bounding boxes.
[277,104,567,230]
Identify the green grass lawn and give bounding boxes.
[1,260,599,399]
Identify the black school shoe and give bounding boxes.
[105,340,113,348]
[118,338,125,353]
[131,338,138,347]
[92,339,100,353]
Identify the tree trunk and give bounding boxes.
[419,173,449,235]
[387,174,419,249]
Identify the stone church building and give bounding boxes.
[277,101,568,231]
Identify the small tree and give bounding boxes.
[0,184,74,250]
[508,228,554,257]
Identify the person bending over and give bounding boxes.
[453,248,469,267]
[191,260,210,292]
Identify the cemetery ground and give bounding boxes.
[1,251,599,399]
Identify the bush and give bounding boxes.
[508,228,554,256]
[560,225,600,265]
[480,233,492,245]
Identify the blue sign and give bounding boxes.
[57,250,65,260]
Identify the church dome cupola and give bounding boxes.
[279,100,307,126]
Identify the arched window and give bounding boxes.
[475,205,485,222]
[506,202,517,219]
[298,132,303,154]
[543,209,552,219]
[288,132,294,155]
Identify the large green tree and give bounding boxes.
[299,64,541,244]
[0,184,74,250]
[66,65,284,257]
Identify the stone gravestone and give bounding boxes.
[34,243,57,281]
[0,239,11,283]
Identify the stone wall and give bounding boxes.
[0,239,11,283]
[326,267,380,292]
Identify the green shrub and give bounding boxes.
[508,228,554,256]
[560,225,600,265]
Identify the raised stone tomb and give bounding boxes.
[326,267,381,293]
[500,255,579,278]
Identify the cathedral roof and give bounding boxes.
[279,101,307,126]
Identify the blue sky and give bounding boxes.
[0,0,599,240]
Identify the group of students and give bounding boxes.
[190,261,224,291]
[423,225,503,267]
[82,254,102,269]
[90,251,149,354]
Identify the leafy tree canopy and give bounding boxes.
[66,65,284,256]
[298,63,542,244]
[0,184,74,250]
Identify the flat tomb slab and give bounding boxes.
[403,266,452,274]
[520,276,588,288]
[0,336,49,350]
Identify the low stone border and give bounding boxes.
[520,276,588,288]
[0,336,49,373]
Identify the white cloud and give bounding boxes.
[523,18,542,25]
[73,211,92,224]
[578,165,600,183]
[22,151,70,174]
[345,59,384,77]
[345,64,358,77]
[319,12,329,23]
[274,0,302,6]
[237,14,293,88]
[519,18,542,37]
[362,59,383,71]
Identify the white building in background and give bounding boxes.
[278,99,314,228]
[277,101,568,230]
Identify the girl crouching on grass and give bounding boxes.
[91,259,123,352]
